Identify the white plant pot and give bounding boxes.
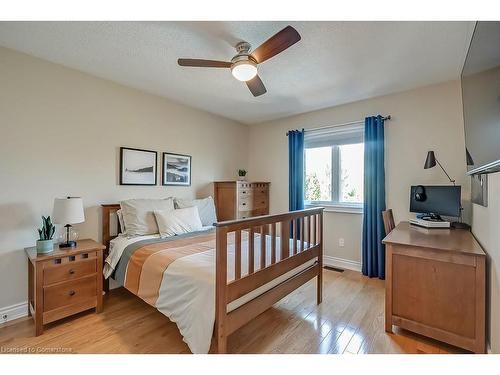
[36,239,54,254]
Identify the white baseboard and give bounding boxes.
[324,255,362,272]
[0,301,28,324]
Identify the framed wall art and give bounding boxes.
[120,147,157,186]
[162,152,191,186]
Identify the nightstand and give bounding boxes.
[25,239,105,336]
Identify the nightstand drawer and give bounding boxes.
[44,275,97,311]
[44,259,97,285]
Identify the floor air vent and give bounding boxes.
[324,266,345,273]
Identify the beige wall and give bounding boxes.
[0,47,248,309]
[471,173,500,353]
[248,80,470,266]
[3,46,491,347]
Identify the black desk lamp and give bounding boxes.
[424,151,455,185]
[423,151,470,230]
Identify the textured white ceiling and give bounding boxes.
[0,21,475,124]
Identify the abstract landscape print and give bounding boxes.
[162,152,191,186]
[120,147,157,185]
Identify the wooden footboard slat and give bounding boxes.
[307,216,311,249]
[260,225,266,270]
[292,219,298,255]
[300,217,305,252]
[312,214,317,246]
[280,221,290,260]
[248,227,255,274]
[235,230,242,280]
[271,223,276,264]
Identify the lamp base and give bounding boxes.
[451,222,471,231]
[60,241,77,248]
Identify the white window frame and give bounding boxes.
[303,123,364,214]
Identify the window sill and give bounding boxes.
[305,202,363,214]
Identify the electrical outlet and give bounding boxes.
[339,238,345,247]
[1,314,7,322]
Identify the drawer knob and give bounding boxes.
[69,269,75,275]
[242,203,246,205]
[69,290,76,296]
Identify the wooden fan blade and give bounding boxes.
[246,75,267,97]
[251,25,301,64]
[177,58,231,68]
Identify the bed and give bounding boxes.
[101,204,324,353]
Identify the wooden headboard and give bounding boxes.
[101,204,121,252]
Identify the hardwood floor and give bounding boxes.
[0,269,467,354]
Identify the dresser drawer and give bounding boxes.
[43,259,97,285]
[253,195,268,209]
[252,186,268,195]
[44,275,97,311]
[238,188,253,198]
[237,210,253,219]
[238,196,253,210]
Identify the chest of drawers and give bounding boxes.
[214,181,270,221]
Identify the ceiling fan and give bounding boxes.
[177,25,301,97]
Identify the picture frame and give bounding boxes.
[162,152,192,186]
[120,147,157,186]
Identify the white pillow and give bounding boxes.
[154,206,203,238]
[116,209,126,235]
[120,198,174,237]
[174,196,217,226]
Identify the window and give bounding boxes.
[304,124,364,212]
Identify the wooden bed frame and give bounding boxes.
[101,204,324,353]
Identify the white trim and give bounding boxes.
[0,301,28,324]
[306,203,363,215]
[324,255,362,272]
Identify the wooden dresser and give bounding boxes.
[25,239,105,336]
[214,181,270,221]
[383,222,486,353]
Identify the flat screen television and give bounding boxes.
[461,22,500,175]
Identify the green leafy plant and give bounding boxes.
[38,216,55,241]
[305,173,321,201]
[238,169,247,177]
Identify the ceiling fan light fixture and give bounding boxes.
[231,60,258,82]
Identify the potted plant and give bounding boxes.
[36,216,55,254]
[238,169,247,181]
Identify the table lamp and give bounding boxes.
[53,197,85,248]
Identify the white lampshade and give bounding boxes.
[53,197,85,225]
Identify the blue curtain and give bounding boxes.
[288,129,305,211]
[362,115,386,279]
